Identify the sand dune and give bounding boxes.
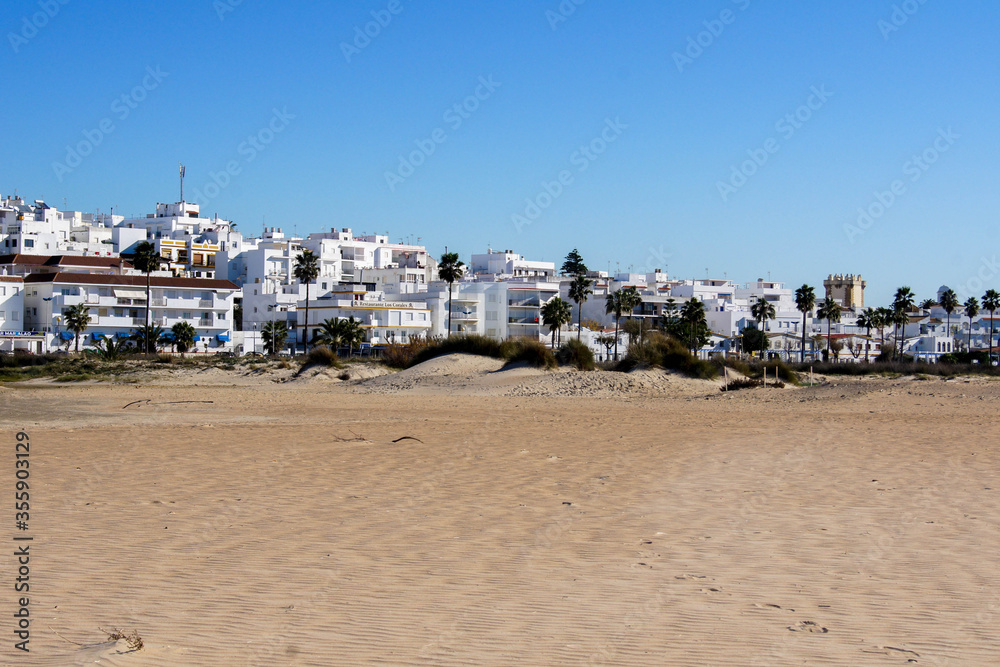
[1,367,998,665]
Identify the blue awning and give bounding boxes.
[91,332,106,339]
[217,333,230,342]
[192,334,201,342]
[115,332,131,338]
[161,332,175,340]
[59,331,74,340]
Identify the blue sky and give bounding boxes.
[2,0,998,306]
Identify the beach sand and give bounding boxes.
[2,359,998,665]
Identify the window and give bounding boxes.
[11,311,17,321]
[98,308,108,317]
[183,312,192,320]
[0,310,4,319]
[218,312,226,320]
[0,287,5,295]
[24,239,33,248]
[486,312,498,321]
[61,288,71,296]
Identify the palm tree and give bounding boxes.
[605,290,626,360]
[340,317,365,356]
[875,306,893,358]
[312,318,345,351]
[816,298,842,361]
[618,286,643,343]
[293,249,320,354]
[262,320,288,356]
[856,307,877,362]
[171,321,196,353]
[438,252,465,337]
[541,297,572,348]
[132,241,161,352]
[568,274,593,341]
[939,288,958,346]
[63,303,91,353]
[892,287,915,359]
[964,296,980,353]
[919,298,937,312]
[794,285,816,363]
[132,324,164,354]
[750,296,776,358]
[680,297,707,354]
[983,289,1000,363]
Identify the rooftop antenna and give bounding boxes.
[179,163,186,202]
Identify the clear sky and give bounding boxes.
[2,0,997,306]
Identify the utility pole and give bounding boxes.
[179,163,186,202]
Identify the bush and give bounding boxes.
[304,345,342,368]
[556,339,595,371]
[502,337,557,369]
[621,333,718,379]
[408,335,504,367]
[381,338,433,369]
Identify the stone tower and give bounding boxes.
[824,274,866,309]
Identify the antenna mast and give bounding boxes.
[179,163,186,202]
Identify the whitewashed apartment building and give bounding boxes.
[22,273,239,352]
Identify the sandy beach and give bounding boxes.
[2,358,998,666]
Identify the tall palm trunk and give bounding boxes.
[613,316,620,360]
[303,283,311,354]
[826,319,832,360]
[577,307,582,341]
[447,283,453,337]
[800,312,807,363]
[968,317,973,353]
[75,333,80,353]
[990,310,993,366]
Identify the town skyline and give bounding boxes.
[3,1,998,307]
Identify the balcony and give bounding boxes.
[198,299,213,308]
[152,298,167,307]
[508,316,540,324]
[508,298,540,307]
[198,318,213,327]
[450,311,478,321]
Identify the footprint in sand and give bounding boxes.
[787,620,828,633]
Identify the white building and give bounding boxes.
[470,249,556,280]
[236,227,432,348]
[0,195,143,257]
[298,285,432,349]
[23,273,239,352]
